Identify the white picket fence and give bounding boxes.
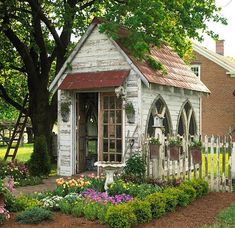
[144,134,233,192]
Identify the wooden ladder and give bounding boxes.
[4,94,29,161]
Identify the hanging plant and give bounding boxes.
[189,139,202,164]
[168,137,182,161]
[125,102,135,123]
[148,137,161,159]
[60,101,71,122]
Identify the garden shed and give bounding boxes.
[49,18,210,176]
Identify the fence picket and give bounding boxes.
[228,131,232,192]
[210,135,214,191]
[216,136,220,192]
[205,135,208,181]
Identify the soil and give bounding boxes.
[3,192,235,228]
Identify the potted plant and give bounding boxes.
[189,139,202,164]
[168,137,182,161]
[60,101,71,122]
[125,102,135,123]
[148,137,161,159]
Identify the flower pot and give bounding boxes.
[191,148,202,164]
[149,144,160,159]
[169,146,180,161]
[61,113,69,122]
[126,112,135,123]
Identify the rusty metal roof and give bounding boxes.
[58,70,130,90]
[121,44,210,93]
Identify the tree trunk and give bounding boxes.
[26,127,34,143]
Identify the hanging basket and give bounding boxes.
[149,144,160,159]
[126,112,135,123]
[191,148,202,164]
[169,146,180,161]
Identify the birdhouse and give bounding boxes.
[153,114,164,128]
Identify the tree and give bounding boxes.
[0,0,226,159]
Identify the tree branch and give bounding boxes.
[0,84,24,111]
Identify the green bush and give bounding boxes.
[58,200,71,214]
[14,195,41,211]
[97,204,109,224]
[106,204,137,228]
[4,191,17,212]
[28,136,51,176]
[187,179,209,198]
[15,176,43,187]
[71,201,84,217]
[123,153,146,183]
[16,207,53,224]
[164,192,178,212]
[128,199,152,224]
[144,192,166,218]
[178,183,197,203]
[164,187,190,207]
[83,203,98,221]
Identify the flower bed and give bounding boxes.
[0,159,42,187]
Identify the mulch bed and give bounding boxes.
[3,192,235,228]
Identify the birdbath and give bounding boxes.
[94,161,125,191]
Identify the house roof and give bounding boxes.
[49,18,210,94]
[58,70,130,90]
[192,43,235,75]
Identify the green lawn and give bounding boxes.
[0,143,33,162]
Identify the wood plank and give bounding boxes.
[222,136,226,192]
[216,136,220,192]
[204,135,208,181]
[228,131,232,192]
[210,135,214,191]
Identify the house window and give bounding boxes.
[101,93,122,162]
[191,65,201,78]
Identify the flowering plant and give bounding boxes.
[82,189,133,205]
[148,137,161,145]
[41,195,64,210]
[0,205,10,225]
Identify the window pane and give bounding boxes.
[104,97,109,109]
[104,111,108,123]
[116,125,122,138]
[116,98,122,109]
[117,140,122,152]
[110,139,115,150]
[116,110,122,123]
[117,154,122,162]
[103,125,108,138]
[109,111,115,124]
[103,139,108,152]
[103,154,108,161]
[110,96,115,109]
[110,154,115,161]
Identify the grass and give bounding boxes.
[203,204,235,228]
[0,143,33,162]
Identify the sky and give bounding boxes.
[199,0,235,57]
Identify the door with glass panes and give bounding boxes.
[99,93,122,162]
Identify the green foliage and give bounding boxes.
[145,55,167,74]
[217,204,235,226]
[58,200,72,214]
[163,192,178,212]
[83,203,99,221]
[124,153,146,182]
[178,182,197,203]
[28,136,51,176]
[14,195,41,211]
[124,102,135,115]
[16,207,53,224]
[71,200,84,218]
[3,190,17,212]
[164,187,190,207]
[148,137,161,145]
[97,204,109,224]
[106,204,137,228]
[190,139,203,150]
[184,179,209,198]
[168,137,182,147]
[108,179,162,199]
[15,176,43,187]
[144,192,166,218]
[128,199,152,224]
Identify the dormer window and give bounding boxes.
[191,64,201,79]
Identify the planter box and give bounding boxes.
[169,146,180,161]
[149,144,160,159]
[191,148,202,164]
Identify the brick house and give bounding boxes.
[191,41,235,137]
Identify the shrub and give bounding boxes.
[16,207,53,224]
[128,200,152,224]
[178,183,196,203]
[97,203,109,224]
[163,192,178,212]
[63,192,81,204]
[0,206,10,225]
[14,195,41,211]
[106,204,137,228]
[123,153,146,183]
[187,179,209,198]
[41,195,64,210]
[71,200,84,217]
[15,176,43,187]
[58,200,71,214]
[83,203,98,221]
[144,192,166,218]
[164,187,190,207]
[28,136,51,176]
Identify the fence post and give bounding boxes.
[232,142,235,180]
[228,130,232,192]
[210,135,214,191]
[222,136,226,192]
[216,136,220,192]
[204,135,208,182]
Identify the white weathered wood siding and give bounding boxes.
[57,26,142,175]
[141,84,201,137]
